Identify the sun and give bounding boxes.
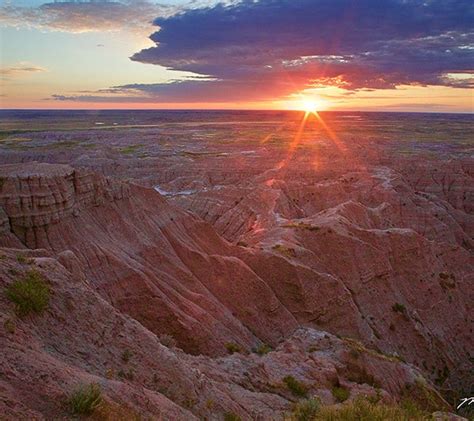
[298,98,328,113]
[302,100,319,113]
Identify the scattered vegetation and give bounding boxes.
[205,399,215,410]
[283,375,308,397]
[16,254,32,265]
[402,378,449,412]
[224,412,242,421]
[6,270,50,317]
[331,386,350,403]
[93,400,141,421]
[343,337,401,364]
[45,140,80,149]
[311,398,429,420]
[159,334,177,348]
[272,244,296,258]
[3,318,15,334]
[392,302,406,314]
[121,349,133,363]
[289,398,321,421]
[118,144,143,155]
[118,368,135,381]
[183,397,197,409]
[68,383,102,415]
[254,343,272,355]
[439,272,456,290]
[434,365,450,386]
[283,222,320,232]
[225,342,243,354]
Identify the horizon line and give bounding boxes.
[0,108,473,115]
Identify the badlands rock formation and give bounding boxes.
[0,243,450,419]
[0,111,472,419]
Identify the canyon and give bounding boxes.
[0,111,472,419]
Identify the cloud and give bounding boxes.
[1,64,47,79]
[124,0,473,102]
[0,0,176,34]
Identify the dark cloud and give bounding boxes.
[125,0,473,101]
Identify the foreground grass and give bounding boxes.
[288,397,433,421]
[68,383,102,415]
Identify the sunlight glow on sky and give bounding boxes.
[0,0,473,112]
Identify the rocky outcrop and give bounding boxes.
[0,163,297,357]
[0,162,129,248]
[0,249,449,420]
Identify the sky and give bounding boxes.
[0,0,473,112]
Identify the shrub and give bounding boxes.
[121,349,133,363]
[6,270,50,317]
[392,303,406,313]
[118,369,134,381]
[224,412,242,421]
[272,244,296,257]
[439,273,456,290]
[290,398,321,421]
[3,318,15,334]
[283,375,308,397]
[68,383,102,415]
[93,400,141,421]
[16,254,33,265]
[225,342,243,354]
[255,343,272,355]
[332,386,350,403]
[205,399,215,409]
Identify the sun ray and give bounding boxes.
[276,111,310,170]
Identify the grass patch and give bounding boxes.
[283,375,308,397]
[224,412,242,421]
[118,144,143,154]
[254,343,272,355]
[225,342,243,354]
[68,383,102,415]
[3,318,15,334]
[6,270,50,317]
[332,386,350,403]
[289,398,321,421]
[392,303,406,314]
[402,378,450,413]
[118,368,135,381]
[16,254,33,265]
[121,349,133,363]
[299,397,431,420]
[272,244,296,258]
[283,222,320,232]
